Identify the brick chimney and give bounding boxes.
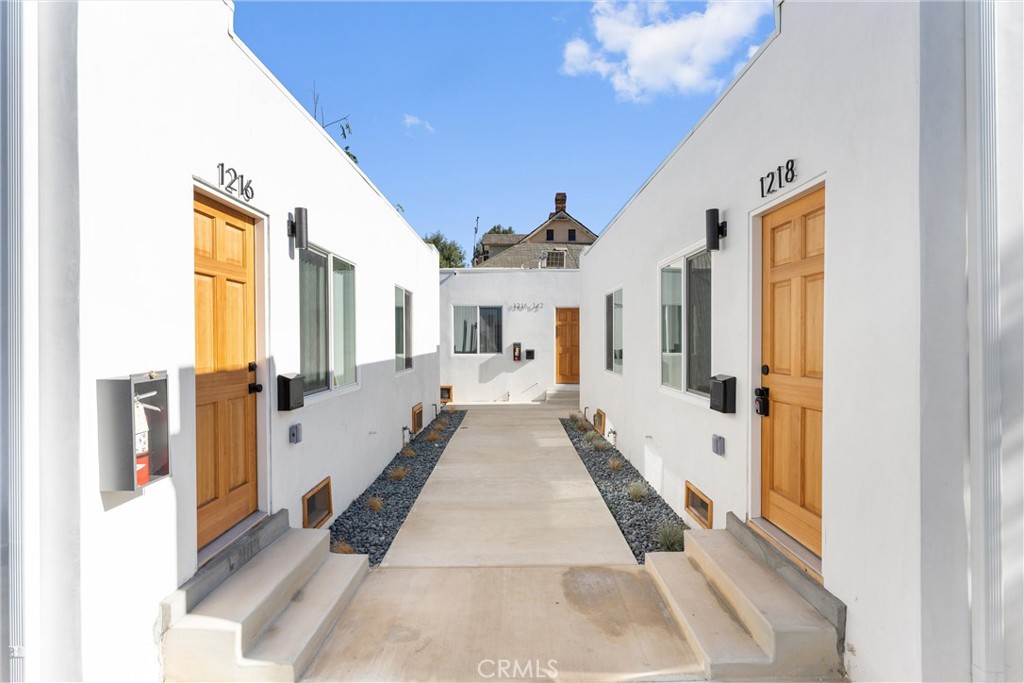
[555,192,567,214]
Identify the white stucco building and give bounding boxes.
[579,2,1022,681]
[439,268,581,403]
[1,1,439,680]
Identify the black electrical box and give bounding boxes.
[709,375,736,413]
[278,374,304,411]
[525,349,535,360]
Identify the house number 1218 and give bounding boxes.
[760,159,796,198]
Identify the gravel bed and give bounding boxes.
[560,417,688,564]
[329,409,466,566]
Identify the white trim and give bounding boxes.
[966,2,1005,679]
[1,2,25,678]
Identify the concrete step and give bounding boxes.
[683,529,843,680]
[247,554,368,679]
[646,552,771,680]
[163,528,367,681]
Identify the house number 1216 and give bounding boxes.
[217,163,255,202]
[759,159,796,198]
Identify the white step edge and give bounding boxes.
[646,552,770,680]
[190,528,328,652]
[246,554,369,679]
[684,529,842,678]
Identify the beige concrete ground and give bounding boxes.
[305,401,700,682]
[381,404,636,567]
[303,565,701,682]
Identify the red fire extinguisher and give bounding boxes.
[133,390,160,487]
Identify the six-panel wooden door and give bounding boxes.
[194,193,258,549]
[760,188,825,556]
[555,308,580,384]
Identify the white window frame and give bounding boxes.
[657,242,711,404]
[605,287,623,375]
[452,305,503,355]
[395,285,413,373]
[299,245,359,398]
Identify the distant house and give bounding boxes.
[473,193,598,268]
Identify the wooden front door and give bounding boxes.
[760,187,825,556]
[555,308,580,384]
[194,193,258,549]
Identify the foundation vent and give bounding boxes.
[302,477,333,529]
[593,409,607,436]
[685,481,713,529]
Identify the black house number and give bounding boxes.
[217,163,255,202]
[760,159,796,198]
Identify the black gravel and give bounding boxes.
[329,410,466,566]
[560,418,689,564]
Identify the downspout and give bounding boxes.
[965,1,1004,680]
[1,1,26,680]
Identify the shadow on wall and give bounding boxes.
[477,345,523,384]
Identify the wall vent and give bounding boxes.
[593,409,607,436]
[411,402,423,434]
[440,385,453,404]
[302,477,333,529]
[685,481,713,529]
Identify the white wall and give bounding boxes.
[580,2,971,680]
[29,1,440,680]
[439,269,579,403]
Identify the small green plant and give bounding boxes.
[436,417,449,430]
[568,411,585,424]
[657,523,686,551]
[388,466,408,481]
[607,456,624,471]
[424,430,441,442]
[401,446,416,458]
[575,420,593,432]
[593,437,610,452]
[583,430,600,443]
[367,496,384,511]
[627,481,648,502]
[330,538,355,554]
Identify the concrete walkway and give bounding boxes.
[304,402,700,682]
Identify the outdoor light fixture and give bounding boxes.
[289,207,309,250]
[706,208,727,251]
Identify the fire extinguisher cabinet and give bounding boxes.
[97,370,171,491]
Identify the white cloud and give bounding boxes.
[561,1,773,102]
[403,114,435,134]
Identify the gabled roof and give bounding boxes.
[519,210,598,244]
[478,243,587,269]
[480,233,525,246]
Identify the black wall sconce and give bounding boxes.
[289,207,309,250]
[706,208,727,251]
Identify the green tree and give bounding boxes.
[424,231,467,268]
[487,224,515,234]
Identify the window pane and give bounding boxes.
[686,251,712,396]
[605,293,613,371]
[454,306,478,354]
[661,263,683,389]
[612,289,623,374]
[332,258,356,387]
[300,250,329,393]
[404,290,413,369]
[395,286,405,371]
[480,307,502,353]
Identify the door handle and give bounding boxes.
[249,382,263,394]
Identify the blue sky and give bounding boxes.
[234,1,775,263]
